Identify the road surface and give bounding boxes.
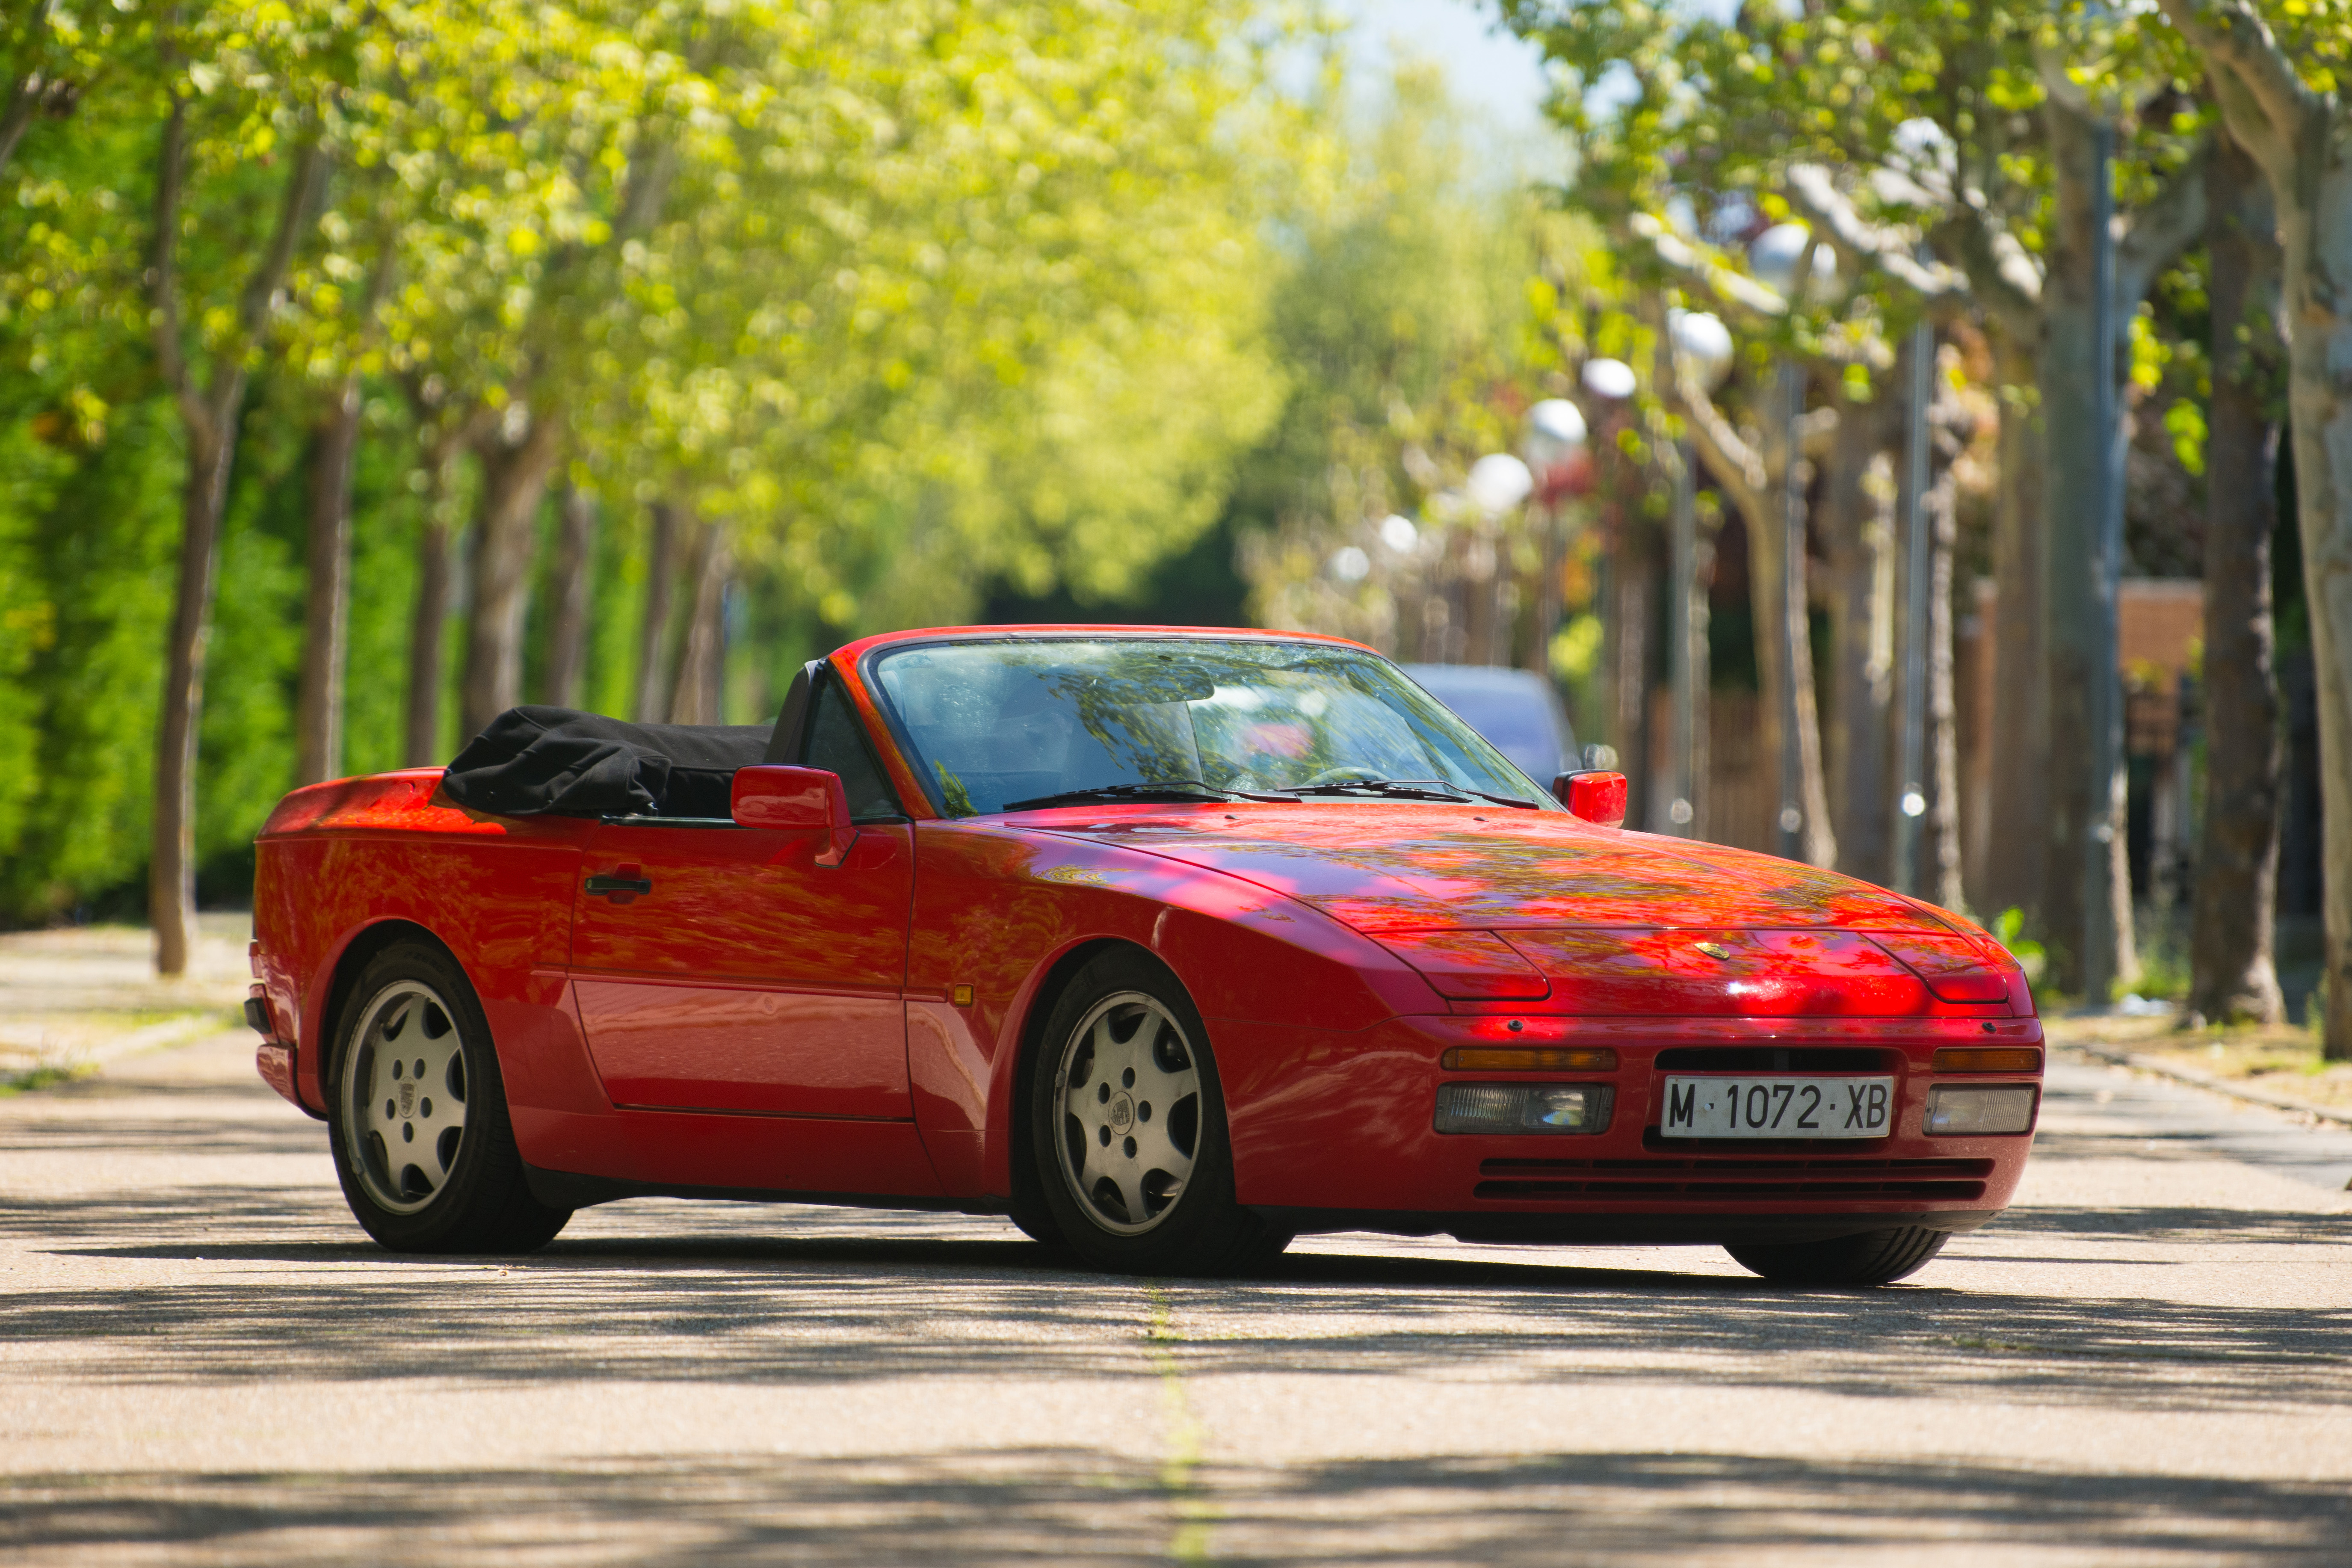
[3,1028,2348,1564]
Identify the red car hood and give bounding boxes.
[1039,804,1949,936]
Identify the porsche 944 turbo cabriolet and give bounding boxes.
[246,626,2041,1284]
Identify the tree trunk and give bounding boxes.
[294,373,362,786]
[458,409,563,742]
[149,424,236,976]
[1982,330,2048,923]
[2038,105,2138,997]
[1746,460,1793,859]
[2190,131,2287,1025]
[2275,142,2352,1058]
[1822,393,1900,885]
[1464,525,1499,673]
[143,94,319,974]
[667,519,730,725]
[2150,0,2352,1058]
[0,77,44,177]
[544,482,597,711]
[634,500,683,722]
[0,3,59,178]
[1924,379,1968,916]
[406,515,454,767]
[1752,365,1837,867]
[1612,527,1657,820]
[1689,517,1716,843]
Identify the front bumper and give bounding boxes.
[1219,1011,2042,1237]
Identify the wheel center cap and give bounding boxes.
[398,1080,416,1118]
[1109,1092,1135,1134]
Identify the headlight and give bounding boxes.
[1923,1084,2038,1136]
[1435,1083,1613,1135]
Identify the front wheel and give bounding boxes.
[1725,1225,1949,1286]
[326,941,571,1254]
[1029,950,1288,1276]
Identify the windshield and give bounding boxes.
[1401,665,1572,784]
[867,637,1559,817]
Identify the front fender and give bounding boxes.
[904,820,1441,1198]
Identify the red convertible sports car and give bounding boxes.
[248,626,2041,1284]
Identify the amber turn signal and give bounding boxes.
[1441,1046,1618,1072]
[1931,1047,2042,1074]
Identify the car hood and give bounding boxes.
[1035,804,1950,935]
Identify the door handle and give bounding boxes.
[586,874,653,898]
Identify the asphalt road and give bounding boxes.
[3,1030,2349,1565]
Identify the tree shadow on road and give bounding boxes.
[10,1196,2349,1416]
[1,1450,2341,1565]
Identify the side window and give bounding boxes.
[804,678,903,821]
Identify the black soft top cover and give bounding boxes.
[439,706,772,819]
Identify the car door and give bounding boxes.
[568,676,914,1118]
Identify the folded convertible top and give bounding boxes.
[438,706,771,819]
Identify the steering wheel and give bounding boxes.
[1300,766,1387,787]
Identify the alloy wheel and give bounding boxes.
[1052,991,1202,1236]
[340,979,470,1215]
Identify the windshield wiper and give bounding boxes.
[1451,787,1545,810]
[1275,778,1472,803]
[1003,780,1250,811]
[1274,778,1542,809]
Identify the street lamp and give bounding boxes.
[1668,308,1734,386]
[1748,222,1829,300]
[1525,398,1588,471]
[1466,453,1535,515]
[1666,308,1734,838]
[1581,358,1638,401]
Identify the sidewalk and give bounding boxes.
[0,914,252,1089]
[2042,1010,2352,1128]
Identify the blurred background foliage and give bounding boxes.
[0,0,1594,924]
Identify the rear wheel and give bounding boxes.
[326,941,571,1254]
[1029,950,1288,1276]
[1725,1225,1949,1286]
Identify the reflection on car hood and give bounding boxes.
[1038,805,1949,934]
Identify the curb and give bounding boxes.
[0,1011,240,1086]
[2062,1041,2352,1130]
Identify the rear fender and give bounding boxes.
[302,917,447,1111]
[252,790,596,1125]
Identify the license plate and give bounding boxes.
[1658,1075,1895,1139]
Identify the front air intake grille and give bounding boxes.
[1472,1154,1992,1203]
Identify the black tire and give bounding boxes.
[1004,1201,1071,1251]
[1725,1225,1950,1286]
[325,940,571,1254]
[1027,948,1289,1277]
